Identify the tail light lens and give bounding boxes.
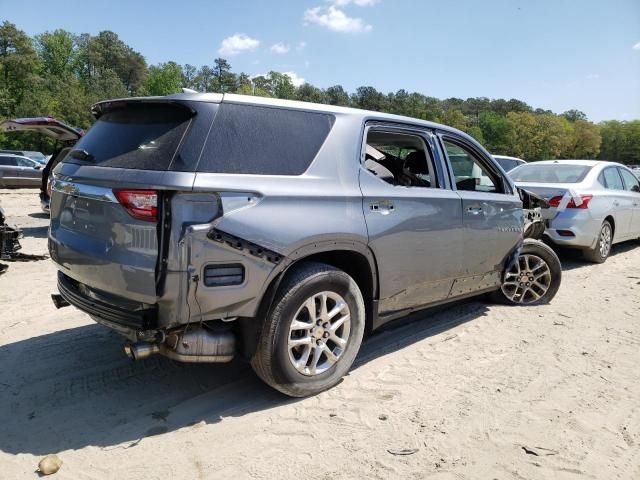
[113,190,158,222]
[548,194,593,209]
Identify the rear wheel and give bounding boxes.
[583,220,612,263]
[491,239,561,305]
[251,262,365,397]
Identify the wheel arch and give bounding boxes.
[604,215,615,240]
[239,242,380,359]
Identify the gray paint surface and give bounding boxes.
[48,92,524,333]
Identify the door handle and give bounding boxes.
[466,206,483,215]
[370,200,395,214]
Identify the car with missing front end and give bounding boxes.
[49,92,561,397]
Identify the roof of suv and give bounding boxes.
[92,91,476,142]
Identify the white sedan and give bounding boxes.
[511,160,640,263]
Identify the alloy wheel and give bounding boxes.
[501,254,552,304]
[599,224,612,258]
[287,291,351,376]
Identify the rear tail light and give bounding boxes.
[113,190,158,222]
[548,194,593,209]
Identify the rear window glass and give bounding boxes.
[495,158,523,172]
[198,104,334,175]
[510,164,592,183]
[64,103,193,170]
[0,156,18,166]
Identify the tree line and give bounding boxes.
[1,20,638,163]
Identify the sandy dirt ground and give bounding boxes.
[1,188,639,479]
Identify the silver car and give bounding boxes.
[0,153,43,188]
[511,160,640,263]
[48,92,562,397]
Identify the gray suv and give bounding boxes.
[49,93,561,397]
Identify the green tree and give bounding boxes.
[0,21,41,117]
[325,85,350,106]
[479,112,513,154]
[143,61,183,96]
[36,29,76,77]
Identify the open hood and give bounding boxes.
[0,117,83,141]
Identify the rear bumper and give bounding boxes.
[57,271,158,331]
[544,211,601,249]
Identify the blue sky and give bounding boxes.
[2,0,639,121]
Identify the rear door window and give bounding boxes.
[65,103,194,171]
[198,104,334,175]
[619,168,640,192]
[603,167,624,190]
[0,156,18,166]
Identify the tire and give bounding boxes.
[251,262,365,397]
[583,220,613,264]
[490,239,562,306]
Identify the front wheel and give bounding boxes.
[251,262,365,397]
[491,239,562,305]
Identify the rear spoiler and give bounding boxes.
[91,93,223,119]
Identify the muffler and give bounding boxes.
[124,326,235,363]
[124,342,160,360]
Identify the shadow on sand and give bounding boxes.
[0,300,487,455]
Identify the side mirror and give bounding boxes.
[34,165,42,170]
[632,185,640,193]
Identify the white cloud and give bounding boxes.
[283,71,306,87]
[297,41,307,51]
[586,73,600,80]
[218,34,260,56]
[332,0,380,6]
[270,42,290,54]
[304,6,372,33]
[633,41,640,50]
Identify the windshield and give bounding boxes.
[510,164,592,183]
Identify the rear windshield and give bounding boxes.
[197,104,335,175]
[495,158,523,172]
[65,103,193,170]
[510,164,592,183]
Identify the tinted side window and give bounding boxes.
[443,140,502,193]
[603,168,624,190]
[198,104,334,175]
[619,168,640,192]
[0,156,18,166]
[65,103,194,171]
[16,157,35,167]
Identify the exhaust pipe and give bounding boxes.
[124,326,235,363]
[51,292,70,309]
[124,342,160,361]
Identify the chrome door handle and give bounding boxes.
[467,206,483,215]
